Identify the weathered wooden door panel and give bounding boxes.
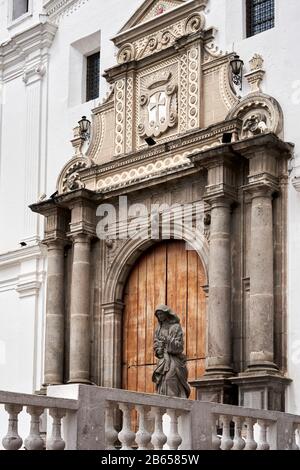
[122,241,206,399]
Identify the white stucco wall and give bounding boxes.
[0,0,300,416]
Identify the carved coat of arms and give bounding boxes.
[138,71,178,139]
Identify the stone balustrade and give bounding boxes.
[0,390,77,450]
[1,386,300,450]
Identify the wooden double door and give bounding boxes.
[122,240,206,400]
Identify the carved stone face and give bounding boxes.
[156,311,168,322]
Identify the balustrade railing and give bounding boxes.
[0,390,77,450]
[1,386,300,450]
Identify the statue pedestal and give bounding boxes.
[190,377,238,405]
[230,372,292,411]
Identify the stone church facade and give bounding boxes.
[30,0,293,412]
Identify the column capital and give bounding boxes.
[244,179,279,199]
[43,237,68,249]
[68,231,93,243]
[203,194,235,208]
[68,197,97,239]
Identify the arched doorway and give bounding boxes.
[122,240,207,400]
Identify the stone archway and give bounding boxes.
[101,226,209,392]
[122,240,207,400]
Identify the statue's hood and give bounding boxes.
[155,305,180,324]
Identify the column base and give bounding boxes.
[230,372,292,412]
[67,379,92,385]
[190,377,238,405]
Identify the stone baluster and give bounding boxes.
[291,424,299,450]
[296,424,300,450]
[232,416,245,450]
[46,409,66,450]
[220,415,233,450]
[212,418,221,450]
[118,403,136,450]
[2,404,23,450]
[166,409,182,450]
[257,420,270,451]
[135,405,152,450]
[105,402,118,450]
[151,407,167,450]
[244,418,257,451]
[24,407,45,450]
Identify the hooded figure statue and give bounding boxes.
[152,305,190,399]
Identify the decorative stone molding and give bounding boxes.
[97,153,192,192]
[226,93,283,140]
[116,12,206,64]
[57,157,91,194]
[71,119,241,194]
[113,0,208,52]
[114,79,126,156]
[0,21,57,83]
[203,42,228,63]
[23,63,46,85]
[245,54,265,93]
[0,245,46,297]
[187,45,201,130]
[16,281,41,299]
[118,0,186,34]
[43,0,91,24]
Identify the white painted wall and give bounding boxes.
[0,0,300,417]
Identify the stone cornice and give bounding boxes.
[0,244,45,268]
[0,21,57,81]
[43,0,90,23]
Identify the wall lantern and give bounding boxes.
[78,116,91,140]
[230,55,244,91]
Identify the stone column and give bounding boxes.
[44,240,66,385]
[68,233,92,384]
[206,197,233,376]
[247,186,277,371]
[102,302,124,389]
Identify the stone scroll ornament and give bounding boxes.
[152,305,190,398]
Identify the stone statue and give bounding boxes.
[152,305,190,399]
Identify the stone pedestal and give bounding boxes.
[231,374,292,412]
[190,378,238,405]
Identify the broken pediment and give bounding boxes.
[119,0,186,33]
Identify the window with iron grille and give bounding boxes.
[12,0,29,20]
[86,52,100,102]
[246,0,275,37]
